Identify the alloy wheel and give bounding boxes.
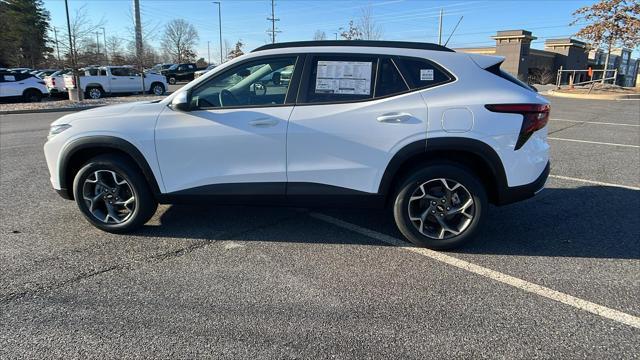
[407,178,475,240]
[153,85,164,95]
[88,88,102,99]
[82,170,135,224]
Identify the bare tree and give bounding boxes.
[313,30,327,40]
[227,40,244,60]
[161,19,200,63]
[358,6,383,40]
[105,35,125,64]
[340,20,362,40]
[572,0,640,82]
[59,5,105,67]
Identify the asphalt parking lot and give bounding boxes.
[1,96,638,358]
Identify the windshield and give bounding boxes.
[169,64,178,70]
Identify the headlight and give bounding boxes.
[48,124,71,139]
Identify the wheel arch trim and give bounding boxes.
[58,136,162,199]
[378,137,508,200]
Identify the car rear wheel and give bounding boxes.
[22,89,42,102]
[393,164,487,250]
[72,154,157,233]
[168,77,177,85]
[86,87,104,99]
[151,83,165,95]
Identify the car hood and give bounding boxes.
[51,101,155,125]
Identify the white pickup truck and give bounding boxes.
[64,66,168,99]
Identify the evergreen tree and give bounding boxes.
[0,0,52,67]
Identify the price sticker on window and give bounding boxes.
[420,69,434,81]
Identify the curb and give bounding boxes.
[0,105,105,115]
[546,89,640,100]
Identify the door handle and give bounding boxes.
[377,113,413,123]
[249,118,279,127]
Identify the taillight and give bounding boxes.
[485,104,550,150]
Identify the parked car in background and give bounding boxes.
[194,64,217,79]
[147,63,174,74]
[8,68,32,74]
[161,63,198,84]
[34,69,58,78]
[0,70,48,102]
[44,69,72,96]
[63,66,168,99]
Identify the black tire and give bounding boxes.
[393,163,487,250]
[85,86,104,99]
[150,82,165,95]
[72,154,157,233]
[168,77,177,85]
[22,89,42,102]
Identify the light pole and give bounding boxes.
[214,1,222,64]
[207,41,211,64]
[95,31,100,63]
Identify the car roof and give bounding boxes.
[252,40,454,53]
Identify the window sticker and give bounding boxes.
[420,69,434,81]
[315,61,372,95]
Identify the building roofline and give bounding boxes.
[252,40,455,53]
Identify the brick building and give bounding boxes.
[455,29,638,87]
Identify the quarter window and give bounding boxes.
[190,56,297,109]
[304,55,376,104]
[375,58,409,97]
[396,57,452,89]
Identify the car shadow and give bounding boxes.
[135,185,640,260]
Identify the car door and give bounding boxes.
[155,55,302,195]
[0,73,22,96]
[286,54,429,194]
[110,67,136,92]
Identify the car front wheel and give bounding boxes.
[72,154,157,233]
[393,164,487,250]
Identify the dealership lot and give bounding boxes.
[0,97,638,358]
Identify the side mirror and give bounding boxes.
[170,91,190,112]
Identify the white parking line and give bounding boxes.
[548,137,640,148]
[549,174,640,191]
[310,212,640,329]
[551,118,640,127]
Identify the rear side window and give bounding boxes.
[396,57,453,89]
[304,55,377,104]
[375,58,409,97]
[485,63,535,92]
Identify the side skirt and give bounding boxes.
[157,182,385,208]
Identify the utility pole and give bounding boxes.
[133,0,145,92]
[214,2,223,64]
[53,27,61,63]
[438,8,443,45]
[101,27,107,64]
[95,31,100,62]
[207,41,211,64]
[65,0,82,101]
[266,0,280,44]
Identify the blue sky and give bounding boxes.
[44,0,609,62]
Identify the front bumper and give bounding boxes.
[496,161,550,206]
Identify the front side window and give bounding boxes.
[111,68,128,76]
[190,56,297,109]
[304,55,376,104]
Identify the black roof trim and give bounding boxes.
[252,40,455,53]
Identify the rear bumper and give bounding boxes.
[496,161,550,206]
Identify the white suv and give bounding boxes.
[44,41,550,249]
[0,71,49,102]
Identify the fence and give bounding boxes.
[556,67,618,89]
